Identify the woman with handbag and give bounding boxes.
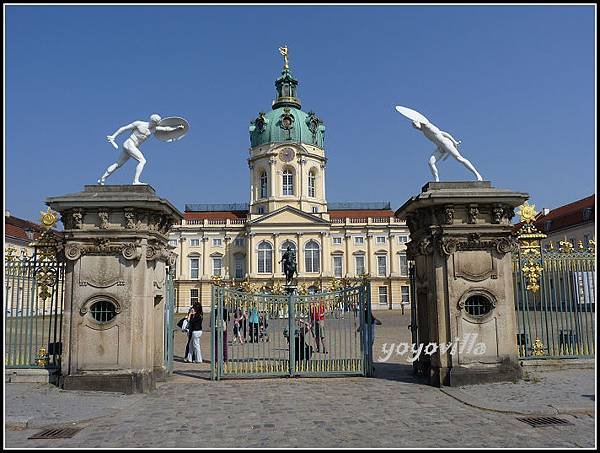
[185,302,204,363]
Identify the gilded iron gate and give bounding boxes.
[211,285,372,380]
[4,209,65,369]
[513,202,595,359]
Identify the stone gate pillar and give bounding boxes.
[46,185,182,393]
[395,182,528,386]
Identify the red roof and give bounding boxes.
[184,211,247,220]
[5,223,31,241]
[5,214,63,242]
[329,209,396,219]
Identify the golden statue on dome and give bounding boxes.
[279,44,289,69]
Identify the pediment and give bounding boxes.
[249,206,329,226]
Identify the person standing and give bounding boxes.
[248,305,260,343]
[310,299,327,353]
[185,302,204,363]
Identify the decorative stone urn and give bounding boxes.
[395,182,528,386]
[46,185,182,393]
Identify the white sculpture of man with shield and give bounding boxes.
[395,106,483,182]
[98,113,189,185]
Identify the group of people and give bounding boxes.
[180,299,382,365]
[232,307,269,344]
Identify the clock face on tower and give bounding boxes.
[279,147,295,163]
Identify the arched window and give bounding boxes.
[283,169,294,196]
[258,241,273,274]
[308,170,316,198]
[260,171,268,199]
[280,240,297,273]
[304,240,320,273]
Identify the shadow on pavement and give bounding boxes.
[372,362,428,384]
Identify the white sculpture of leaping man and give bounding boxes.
[98,114,185,185]
[395,106,483,182]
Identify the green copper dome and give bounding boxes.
[249,67,325,148]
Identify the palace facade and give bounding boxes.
[169,57,411,312]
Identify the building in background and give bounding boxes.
[518,195,595,249]
[5,210,62,257]
[169,57,411,312]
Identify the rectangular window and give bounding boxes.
[212,257,222,276]
[332,237,342,245]
[283,171,294,196]
[376,236,386,244]
[168,239,178,247]
[190,239,200,247]
[190,258,200,279]
[333,255,343,278]
[398,235,408,244]
[234,238,245,247]
[212,238,222,247]
[354,236,365,245]
[312,206,319,214]
[355,255,365,276]
[377,255,387,277]
[401,286,410,304]
[399,253,408,277]
[190,289,199,305]
[378,286,388,305]
[235,257,244,279]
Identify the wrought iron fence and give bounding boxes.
[211,284,372,379]
[4,213,65,369]
[513,202,595,359]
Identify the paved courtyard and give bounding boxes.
[4,310,596,448]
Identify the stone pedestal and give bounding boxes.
[395,182,528,386]
[46,185,182,393]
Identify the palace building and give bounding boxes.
[169,54,411,312]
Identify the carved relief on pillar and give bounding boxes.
[443,205,455,225]
[146,242,173,262]
[148,213,162,231]
[494,237,518,255]
[64,240,142,261]
[503,207,516,222]
[121,242,143,260]
[491,205,504,224]
[124,209,137,229]
[405,213,419,235]
[98,210,110,229]
[406,235,435,260]
[70,209,84,229]
[468,206,479,224]
[438,236,460,256]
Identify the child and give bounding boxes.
[232,308,245,344]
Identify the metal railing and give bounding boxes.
[211,284,372,379]
[4,237,65,369]
[512,207,595,359]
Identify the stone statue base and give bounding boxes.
[47,184,182,393]
[396,181,528,387]
[284,285,297,296]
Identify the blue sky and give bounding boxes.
[5,5,596,223]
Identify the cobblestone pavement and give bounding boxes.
[5,311,596,448]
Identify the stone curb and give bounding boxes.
[438,388,594,417]
[5,417,31,430]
